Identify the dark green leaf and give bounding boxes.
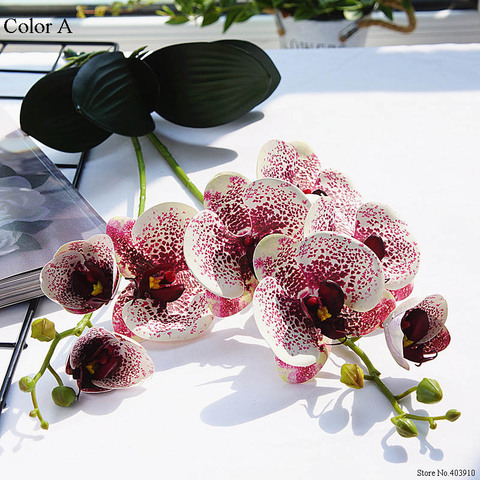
[378,5,394,20]
[166,16,191,24]
[202,11,221,26]
[20,67,111,153]
[143,41,280,128]
[72,52,155,137]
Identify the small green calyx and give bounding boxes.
[340,363,364,389]
[416,378,443,404]
[31,317,57,342]
[19,376,35,392]
[445,409,461,422]
[51,386,77,407]
[392,417,418,438]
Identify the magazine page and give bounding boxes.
[0,108,105,288]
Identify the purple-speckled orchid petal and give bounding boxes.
[244,178,312,241]
[206,276,257,317]
[112,283,136,338]
[275,352,328,384]
[252,234,307,298]
[415,326,451,356]
[383,311,410,370]
[107,216,150,278]
[414,295,448,344]
[256,139,297,184]
[296,232,385,312]
[203,172,252,235]
[289,140,322,191]
[390,294,448,345]
[389,283,414,301]
[122,292,213,341]
[122,269,213,341]
[69,327,154,392]
[184,210,247,298]
[354,202,420,290]
[303,196,336,237]
[131,202,198,273]
[253,277,328,372]
[313,169,362,236]
[41,234,118,314]
[342,291,396,336]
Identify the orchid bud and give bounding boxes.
[31,318,56,342]
[445,409,461,422]
[51,386,77,407]
[19,376,35,392]
[416,378,443,404]
[392,417,418,438]
[340,363,364,389]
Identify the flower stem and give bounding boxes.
[343,338,455,429]
[25,313,93,429]
[146,132,204,205]
[395,385,417,401]
[131,137,146,217]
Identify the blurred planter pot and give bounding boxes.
[277,16,368,48]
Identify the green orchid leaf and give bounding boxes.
[214,40,280,102]
[72,51,156,137]
[143,41,281,128]
[20,67,112,153]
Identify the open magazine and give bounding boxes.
[0,109,105,308]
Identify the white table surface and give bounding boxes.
[1,43,479,478]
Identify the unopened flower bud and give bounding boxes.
[392,417,418,438]
[51,386,77,407]
[31,318,56,342]
[340,363,364,389]
[416,378,443,404]
[19,376,35,392]
[445,409,461,422]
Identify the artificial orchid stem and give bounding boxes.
[131,137,146,217]
[343,338,455,429]
[146,132,204,205]
[27,313,93,429]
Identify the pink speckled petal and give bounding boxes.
[275,351,328,384]
[131,202,198,272]
[252,234,307,298]
[415,295,448,344]
[390,295,448,345]
[112,283,136,338]
[355,202,420,290]
[41,234,118,314]
[389,282,414,301]
[303,196,336,237]
[289,140,322,191]
[54,234,119,290]
[41,251,94,314]
[107,216,150,278]
[244,178,312,241]
[419,326,451,356]
[253,276,327,370]
[69,327,154,391]
[256,139,298,184]
[343,291,396,336]
[296,232,385,312]
[203,172,252,235]
[383,312,410,370]
[206,276,257,317]
[122,270,213,341]
[313,169,362,236]
[184,210,247,298]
